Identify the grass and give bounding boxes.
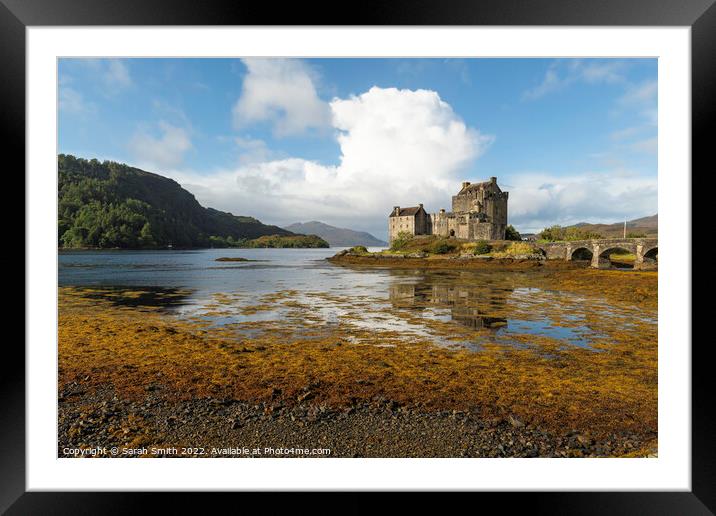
[378,236,541,259]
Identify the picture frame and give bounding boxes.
[6,0,711,510]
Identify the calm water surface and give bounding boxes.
[59,248,654,351]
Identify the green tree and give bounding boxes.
[57,154,301,249]
[505,225,521,241]
[539,225,564,242]
[139,222,157,247]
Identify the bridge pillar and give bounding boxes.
[591,244,610,269]
[591,245,600,268]
[633,244,645,270]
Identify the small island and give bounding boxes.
[211,234,329,249]
[329,235,548,269]
[214,257,252,262]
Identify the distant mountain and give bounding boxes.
[284,221,388,247]
[58,154,300,249]
[566,214,658,238]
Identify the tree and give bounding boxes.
[505,224,521,241]
[539,225,602,242]
[57,154,300,249]
[539,225,564,242]
[139,222,157,247]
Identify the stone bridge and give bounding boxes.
[536,238,658,269]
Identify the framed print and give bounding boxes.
[6,0,713,511]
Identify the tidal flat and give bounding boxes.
[58,249,657,458]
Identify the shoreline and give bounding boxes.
[57,263,658,458]
[59,384,655,458]
[59,246,331,251]
[328,253,581,270]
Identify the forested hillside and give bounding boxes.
[58,155,295,249]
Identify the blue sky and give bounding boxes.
[59,58,657,238]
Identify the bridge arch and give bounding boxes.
[638,246,658,269]
[569,247,593,261]
[597,246,636,269]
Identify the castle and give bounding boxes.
[388,177,508,244]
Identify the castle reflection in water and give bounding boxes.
[388,273,511,331]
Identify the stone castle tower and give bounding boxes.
[388,177,508,244]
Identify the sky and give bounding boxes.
[58,58,657,239]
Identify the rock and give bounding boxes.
[507,414,525,428]
[297,391,314,403]
[576,434,591,446]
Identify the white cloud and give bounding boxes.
[618,79,658,126]
[59,87,96,115]
[103,59,132,92]
[522,66,563,100]
[507,171,657,232]
[167,86,492,236]
[129,121,192,169]
[619,79,657,106]
[523,60,627,100]
[232,58,331,136]
[154,84,656,238]
[629,137,658,154]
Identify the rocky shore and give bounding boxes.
[328,248,573,270]
[59,384,655,458]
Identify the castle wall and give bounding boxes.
[388,215,415,243]
[430,212,450,237]
[451,189,486,213]
[391,179,509,243]
[414,211,430,235]
[388,209,430,243]
[484,192,508,228]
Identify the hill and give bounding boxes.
[567,214,658,238]
[57,154,307,249]
[284,221,387,247]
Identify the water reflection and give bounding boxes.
[60,249,653,352]
[71,286,194,310]
[389,283,508,330]
[385,270,608,350]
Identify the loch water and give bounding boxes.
[59,248,655,351]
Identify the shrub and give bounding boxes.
[473,240,492,255]
[565,228,603,241]
[503,242,534,256]
[505,224,522,241]
[626,232,647,238]
[349,245,368,254]
[539,225,603,242]
[432,240,458,255]
[390,231,414,251]
[538,225,563,242]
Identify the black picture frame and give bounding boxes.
[5,0,710,512]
